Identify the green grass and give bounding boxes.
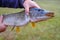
[0,0,60,40]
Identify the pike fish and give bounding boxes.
[0,8,54,32]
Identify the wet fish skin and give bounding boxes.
[3,11,30,26]
[2,8,54,26]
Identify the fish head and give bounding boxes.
[29,8,54,22]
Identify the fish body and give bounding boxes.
[2,8,54,26]
[3,11,30,26]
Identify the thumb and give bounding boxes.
[23,1,29,15]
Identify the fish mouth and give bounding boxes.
[45,12,54,17]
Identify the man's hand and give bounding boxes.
[23,1,29,15]
[0,23,6,33]
[0,16,6,33]
[23,0,40,15]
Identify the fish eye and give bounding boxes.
[38,9,40,11]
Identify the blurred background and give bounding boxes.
[0,0,60,40]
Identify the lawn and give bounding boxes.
[0,0,60,40]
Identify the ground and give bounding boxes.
[0,0,60,40]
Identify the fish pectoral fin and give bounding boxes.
[31,22,35,28]
[15,26,20,33]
